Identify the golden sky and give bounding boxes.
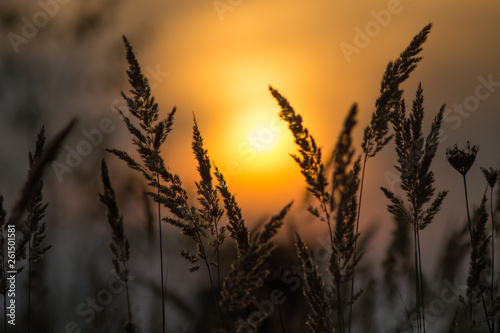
[2,0,499,251]
[122,0,500,244]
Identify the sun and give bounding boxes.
[245,124,281,154]
[223,105,295,168]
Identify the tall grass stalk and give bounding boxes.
[0,120,73,332]
[271,83,361,332]
[481,166,499,332]
[17,127,52,333]
[462,196,491,331]
[107,36,177,332]
[446,142,493,332]
[348,23,433,332]
[99,159,137,331]
[382,83,447,333]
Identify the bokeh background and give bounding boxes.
[1,0,499,332]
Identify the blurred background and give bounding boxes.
[1,0,499,332]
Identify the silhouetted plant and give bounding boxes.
[446,142,494,332]
[107,36,177,332]
[99,159,137,332]
[481,166,500,332]
[446,141,479,238]
[17,127,51,333]
[0,120,74,332]
[381,83,447,333]
[271,82,361,332]
[296,234,334,333]
[459,196,491,332]
[350,23,433,332]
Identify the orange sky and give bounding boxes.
[117,0,500,249]
[2,0,500,261]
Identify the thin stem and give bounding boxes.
[348,154,368,333]
[192,220,221,324]
[463,175,473,242]
[123,261,132,323]
[337,279,345,333]
[395,286,415,333]
[490,187,496,333]
[28,244,32,333]
[321,198,334,244]
[416,228,425,333]
[413,226,421,333]
[215,218,220,291]
[156,175,166,333]
[322,193,339,331]
[278,304,287,333]
[481,296,493,332]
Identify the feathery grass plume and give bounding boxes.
[17,127,51,262]
[270,84,361,332]
[219,202,292,314]
[153,117,223,280]
[214,167,249,257]
[133,114,228,321]
[381,84,447,333]
[460,195,490,331]
[328,106,362,332]
[269,86,331,237]
[16,127,51,333]
[0,121,74,331]
[107,36,177,332]
[481,167,499,189]
[296,234,335,333]
[362,23,432,159]
[192,114,225,287]
[351,24,432,332]
[7,118,76,227]
[99,159,137,332]
[481,166,499,332]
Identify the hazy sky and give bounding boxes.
[144,0,500,237]
[2,0,500,258]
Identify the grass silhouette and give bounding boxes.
[0,24,499,333]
